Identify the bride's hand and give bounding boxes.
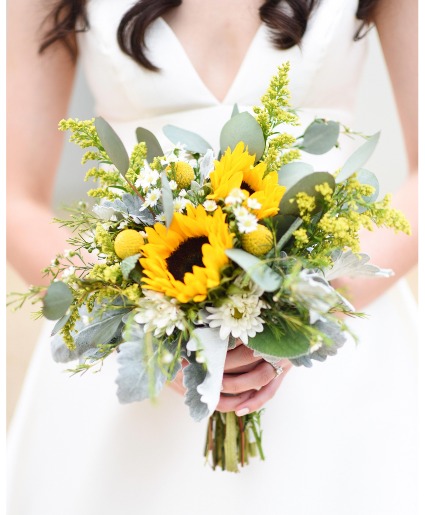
[217,339,292,416]
[168,339,292,415]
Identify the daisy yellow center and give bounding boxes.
[166,236,209,282]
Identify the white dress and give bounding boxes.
[8,1,418,514]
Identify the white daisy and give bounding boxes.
[225,188,247,205]
[247,198,262,210]
[135,167,160,191]
[203,199,218,212]
[143,188,161,208]
[236,213,258,234]
[134,290,185,338]
[169,180,178,191]
[206,293,266,344]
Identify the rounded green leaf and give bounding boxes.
[136,127,164,163]
[279,172,335,216]
[225,248,282,292]
[95,117,129,174]
[220,112,265,159]
[278,162,314,189]
[301,120,340,155]
[163,125,212,154]
[336,132,380,183]
[42,281,74,321]
[247,325,310,359]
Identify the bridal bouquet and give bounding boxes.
[11,63,410,472]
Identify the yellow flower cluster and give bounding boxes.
[315,182,334,203]
[294,192,316,221]
[253,63,299,139]
[292,227,309,248]
[262,133,300,174]
[126,142,147,184]
[367,194,411,234]
[95,223,115,258]
[85,167,123,200]
[88,263,123,284]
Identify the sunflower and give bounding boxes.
[140,205,234,303]
[208,142,286,219]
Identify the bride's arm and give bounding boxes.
[332,0,418,309]
[7,0,77,286]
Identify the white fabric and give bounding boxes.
[8,1,418,513]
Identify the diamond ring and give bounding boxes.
[270,362,284,378]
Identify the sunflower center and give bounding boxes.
[240,181,255,196]
[166,236,209,282]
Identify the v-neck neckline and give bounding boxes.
[158,17,265,105]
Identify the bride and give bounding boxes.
[7,0,418,514]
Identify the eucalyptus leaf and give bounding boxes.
[247,324,310,359]
[120,254,141,280]
[95,117,129,175]
[225,248,282,292]
[163,125,212,154]
[220,112,265,159]
[279,172,335,217]
[278,162,314,190]
[161,172,174,228]
[136,127,164,163]
[301,119,340,155]
[336,132,380,183]
[43,281,73,321]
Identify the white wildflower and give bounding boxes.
[143,188,161,208]
[139,230,148,238]
[179,189,188,197]
[134,290,185,338]
[247,198,262,210]
[233,205,249,218]
[135,166,160,191]
[155,213,166,222]
[169,180,178,191]
[236,213,258,233]
[225,188,247,205]
[118,220,128,230]
[203,200,218,212]
[63,249,72,258]
[173,197,191,213]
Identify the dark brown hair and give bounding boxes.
[40,0,379,69]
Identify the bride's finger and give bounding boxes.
[221,360,285,394]
[224,344,262,371]
[215,390,255,413]
[233,368,289,416]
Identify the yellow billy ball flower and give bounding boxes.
[114,229,145,259]
[169,161,195,189]
[241,225,274,256]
